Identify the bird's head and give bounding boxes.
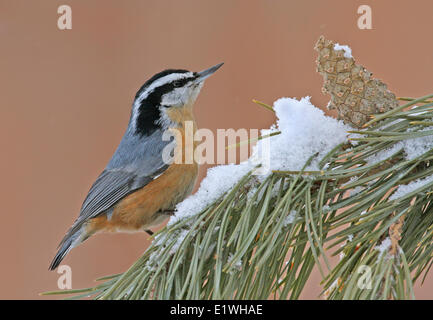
[130,63,223,137]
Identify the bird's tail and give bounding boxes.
[49,223,86,271]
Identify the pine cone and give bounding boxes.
[314,36,399,128]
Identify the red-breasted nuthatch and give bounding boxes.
[49,63,223,270]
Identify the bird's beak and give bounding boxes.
[196,62,224,82]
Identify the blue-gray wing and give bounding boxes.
[80,169,152,219]
[78,129,173,222]
[68,165,168,236]
[69,129,174,233]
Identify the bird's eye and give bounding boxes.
[173,80,182,88]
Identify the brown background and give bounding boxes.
[1,0,432,299]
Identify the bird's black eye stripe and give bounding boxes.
[172,77,192,88]
[173,80,182,87]
[133,69,200,137]
[135,69,189,99]
[135,98,161,137]
[134,81,181,137]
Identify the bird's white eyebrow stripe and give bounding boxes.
[137,72,194,103]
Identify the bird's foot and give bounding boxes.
[162,210,175,216]
[144,211,175,236]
